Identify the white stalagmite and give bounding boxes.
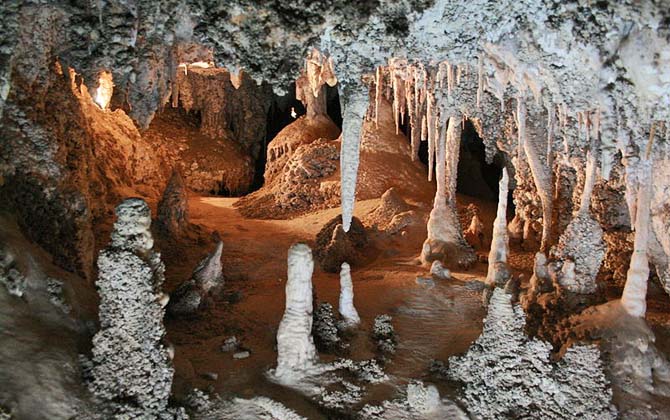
[421,114,474,267]
[486,168,511,287]
[274,243,319,382]
[621,159,653,317]
[338,262,360,326]
[340,89,369,232]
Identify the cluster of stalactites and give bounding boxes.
[296,48,338,118]
[374,59,473,168]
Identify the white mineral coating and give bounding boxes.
[448,288,617,420]
[90,198,174,415]
[109,198,154,254]
[339,88,369,232]
[430,260,451,280]
[552,152,606,294]
[485,168,511,287]
[338,262,360,326]
[406,381,441,414]
[273,243,319,382]
[622,159,652,317]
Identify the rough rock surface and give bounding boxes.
[362,187,416,235]
[143,108,256,196]
[551,213,606,294]
[89,199,178,417]
[156,169,189,237]
[167,240,224,316]
[564,301,670,419]
[171,67,272,159]
[312,302,342,352]
[447,288,617,420]
[357,381,467,420]
[372,314,396,355]
[315,216,369,273]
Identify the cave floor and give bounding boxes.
[163,195,499,417]
[159,195,670,417]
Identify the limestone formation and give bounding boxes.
[621,159,652,317]
[447,288,617,420]
[338,262,360,326]
[168,240,224,316]
[363,187,414,234]
[551,152,606,294]
[421,115,475,269]
[485,168,511,288]
[272,243,319,383]
[315,216,368,273]
[156,169,189,237]
[89,198,177,417]
[463,209,485,250]
[430,260,451,280]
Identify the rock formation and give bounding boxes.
[315,216,369,273]
[621,159,652,317]
[156,169,189,237]
[430,260,451,280]
[421,115,475,269]
[272,243,319,383]
[338,262,360,326]
[89,198,179,417]
[167,240,224,316]
[485,168,511,288]
[447,288,617,420]
[463,208,485,250]
[551,152,606,294]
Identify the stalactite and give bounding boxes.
[621,158,653,317]
[518,98,553,252]
[426,91,436,182]
[375,66,383,128]
[444,112,460,208]
[485,168,511,287]
[340,87,369,233]
[476,56,484,109]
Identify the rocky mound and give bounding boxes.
[315,216,368,273]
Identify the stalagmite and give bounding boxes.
[340,88,369,232]
[338,262,360,326]
[421,115,474,268]
[167,240,224,316]
[90,199,175,416]
[552,149,605,294]
[485,168,511,287]
[156,169,189,237]
[621,159,652,317]
[273,243,319,382]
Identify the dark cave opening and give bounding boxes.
[457,119,504,202]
